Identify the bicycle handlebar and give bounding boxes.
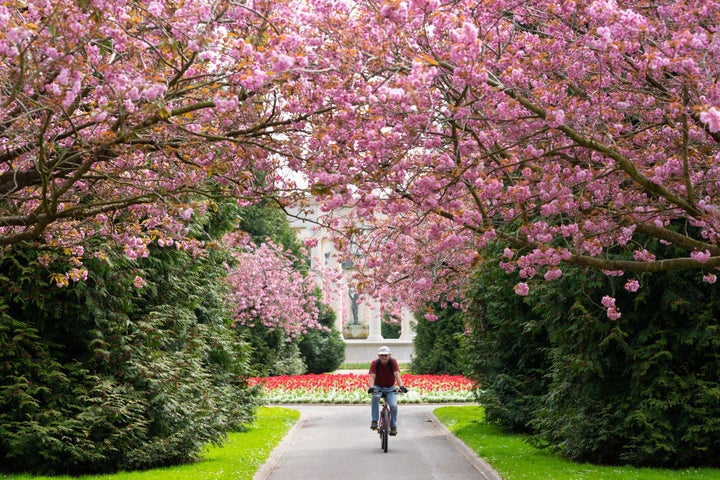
[368,387,406,395]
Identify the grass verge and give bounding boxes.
[1,406,299,480]
[337,362,370,370]
[337,362,410,372]
[434,406,719,480]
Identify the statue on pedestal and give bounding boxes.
[349,287,359,325]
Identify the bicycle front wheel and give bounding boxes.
[381,408,390,452]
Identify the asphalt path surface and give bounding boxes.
[254,404,501,480]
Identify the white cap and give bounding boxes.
[377,346,391,355]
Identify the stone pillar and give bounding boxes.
[333,279,346,334]
[399,309,416,340]
[367,298,384,340]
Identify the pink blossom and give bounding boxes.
[603,270,624,277]
[691,250,711,263]
[602,295,622,319]
[380,2,408,23]
[227,240,322,337]
[514,282,529,296]
[273,54,295,73]
[133,276,146,288]
[592,26,613,51]
[178,208,193,221]
[703,273,717,284]
[415,277,432,291]
[68,268,88,282]
[547,109,565,128]
[213,94,239,113]
[633,249,656,262]
[143,83,167,101]
[147,2,164,16]
[624,279,640,292]
[158,237,174,247]
[544,268,562,280]
[700,107,720,133]
[519,266,536,279]
[601,295,616,309]
[452,21,478,46]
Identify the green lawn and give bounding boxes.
[6,404,718,479]
[1,407,299,480]
[337,362,410,371]
[434,406,719,480]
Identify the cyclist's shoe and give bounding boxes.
[370,421,378,430]
[390,426,397,436]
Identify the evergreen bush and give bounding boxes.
[462,238,720,468]
[0,244,259,475]
[410,305,465,375]
[298,300,345,373]
[381,317,401,339]
[462,260,551,432]
[235,324,307,376]
[530,265,720,468]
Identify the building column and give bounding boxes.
[399,309,416,340]
[367,298,384,340]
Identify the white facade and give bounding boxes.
[286,203,416,363]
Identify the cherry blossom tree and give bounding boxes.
[0,0,320,257]
[288,0,720,318]
[4,0,720,321]
[224,233,322,338]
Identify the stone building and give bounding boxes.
[286,203,416,363]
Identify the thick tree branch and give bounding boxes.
[568,254,720,273]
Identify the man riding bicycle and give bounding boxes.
[368,346,408,435]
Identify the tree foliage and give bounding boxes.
[298,298,345,374]
[239,201,306,263]
[289,0,720,318]
[0,243,259,475]
[410,305,465,375]
[4,1,720,315]
[228,201,339,375]
[530,260,720,467]
[0,0,320,255]
[463,237,720,468]
[226,237,320,338]
[462,253,552,432]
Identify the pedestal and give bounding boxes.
[343,323,369,339]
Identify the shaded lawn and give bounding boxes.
[434,406,719,480]
[2,406,299,480]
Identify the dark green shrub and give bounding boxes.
[0,244,259,475]
[381,318,401,339]
[238,201,306,266]
[464,238,720,467]
[462,260,551,432]
[237,324,307,376]
[530,265,720,468]
[411,305,465,375]
[298,300,345,373]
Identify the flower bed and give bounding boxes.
[249,373,475,403]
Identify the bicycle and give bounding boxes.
[371,388,402,453]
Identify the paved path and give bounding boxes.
[254,404,501,480]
